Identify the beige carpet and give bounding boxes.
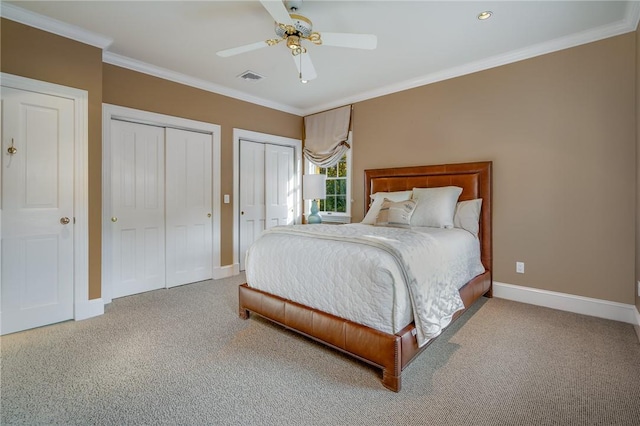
[1,274,639,425]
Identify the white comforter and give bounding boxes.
[245,223,484,347]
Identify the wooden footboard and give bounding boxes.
[238,270,491,392]
[239,282,402,390]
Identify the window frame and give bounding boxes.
[304,132,352,223]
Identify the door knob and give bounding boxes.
[207,213,212,218]
[60,217,70,225]
[111,217,118,222]
[241,211,244,215]
[7,138,17,155]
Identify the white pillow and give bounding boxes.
[410,186,463,228]
[361,190,413,224]
[375,198,417,228]
[454,198,483,236]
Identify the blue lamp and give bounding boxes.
[303,174,326,224]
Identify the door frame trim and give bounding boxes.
[233,129,302,271]
[0,73,94,320]
[102,104,222,303]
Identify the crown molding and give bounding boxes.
[102,52,303,116]
[625,0,640,29]
[0,2,113,49]
[301,5,640,115]
[3,1,638,117]
[1,1,301,115]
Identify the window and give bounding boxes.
[305,133,352,223]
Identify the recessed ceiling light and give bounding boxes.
[477,11,493,20]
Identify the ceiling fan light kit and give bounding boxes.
[216,0,378,83]
[286,35,306,54]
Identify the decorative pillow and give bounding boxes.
[454,198,483,236]
[361,190,413,224]
[375,198,417,227]
[410,186,463,228]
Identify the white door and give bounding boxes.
[165,128,212,287]
[239,140,265,271]
[239,140,295,271]
[265,144,294,229]
[1,87,75,335]
[110,120,165,298]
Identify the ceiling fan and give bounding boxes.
[216,0,377,82]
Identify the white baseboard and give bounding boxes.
[212,263,240,280]
[493,282,639,326]
[75,298,104,321]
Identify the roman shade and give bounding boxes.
[303,105,351,167]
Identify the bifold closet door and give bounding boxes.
[165,128,213,287]
[239,140,294,271]
[110,120,165,299]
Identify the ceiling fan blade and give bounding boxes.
[260,0,293,25]
[216,41,269,57]
[292,52,317,81]
[320,33,378,50]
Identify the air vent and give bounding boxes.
[237,70,265,82]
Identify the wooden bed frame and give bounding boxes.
[239,161,492,391]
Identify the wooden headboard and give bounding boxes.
[364,161,492,274]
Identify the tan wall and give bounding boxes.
[1,19,301,299]
[102,65,302,266]
[352,33,637,304]
[1,19,104,299]
[2,18,637,307]
[636,22,640,313]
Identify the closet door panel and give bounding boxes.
[265,144,295,229]
[110,120,165,298]
[165,128,213,287]
[239,140,266,271]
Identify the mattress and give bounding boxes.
[245,223,485,346]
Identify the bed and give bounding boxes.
[238,161,492,391]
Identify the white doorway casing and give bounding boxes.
[233,129,302,272]
[0,73,96,333]
[102,104,222,304]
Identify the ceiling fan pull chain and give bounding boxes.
[299,52,303,82]
[299,51,308,84]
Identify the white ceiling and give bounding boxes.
[3,1,639,116]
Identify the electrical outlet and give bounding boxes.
[637,281,640,297]
[516,262,525,274]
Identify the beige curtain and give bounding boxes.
[303,105,351,168]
